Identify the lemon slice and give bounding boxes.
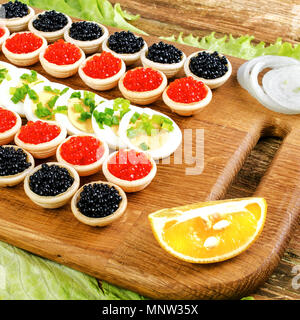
[148,197,267,264]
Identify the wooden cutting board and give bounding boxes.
[1,8,300,300]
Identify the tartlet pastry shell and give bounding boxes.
[0,109,22,145]
[39,44,86,78]
[0,145,34,187]
[14,122,67,159]
[56,134,109,176]
[141,50,186,78]
[118,67,167,105]
[0,26,10,51]
[102,149,157,193]
[78,53,126,91]
[0,6,35,32]
[102,36,148,66]
[184,50,232,89]
[28,11,72,43]
[64,23,108,55]
[71,181,127,227]
[162,83,212,116]
[24,161,80,209]
[2,31,47,66]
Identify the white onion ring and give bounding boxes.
[237,55,300,114]
[262,65,300,111]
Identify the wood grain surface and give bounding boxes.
[0,0,300,300]
[114,0,300,300]
[112,0,300,44]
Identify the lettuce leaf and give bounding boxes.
[160,32,300,61]
[101,281,148,300]
[0,242,103,299]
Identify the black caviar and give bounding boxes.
[0,146,31,176]
[1,0,29,19]
[189,51,228,79]
[77,183,123,218]
[29,163,74,197]
[32,10,68,32]
[146,41,183,64]
[69,21,103,41]
[108,31,144,54]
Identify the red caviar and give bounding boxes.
[108,149,153,181]
[18,121,61,145]
[0,107,17,133]
[60,136,105,166]
[166,76,208,103]
[0,28,5,38]
[44,39,81,65]
[82,51,122,79]
[123,67,163,92]
[5,32,43,54]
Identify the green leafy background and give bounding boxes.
[2,0,298,300]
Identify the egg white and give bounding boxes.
[118,108,182,160]
[55,88,108,136]
[0,61,18,85]
[92,99,143,151]
[23,81,70,123]
[0,61,18,103]
[0,68,48,117]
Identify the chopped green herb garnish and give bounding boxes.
[44,85,61,95]
[127,112,174,139]
[93,98,131,129]
[74,103,84,113]
[44,85,69,96]
[60,87,69,96]
[78,111,92,122]
[130,112,140,124]
[112,115,119,125]
[139,142,149,151]
[47,95,59,109]
[127,127,138,139]
[105,107,114,116]
[35,102,52,119]
[27,88,39,103]
[0,68,10,84]
[83,91,96,113]
[53,106,68,115]
[113,97,130,111]
[141,113,150,122]
[20,70,38,83]
[10,84,29,104]
[70,91,81,99]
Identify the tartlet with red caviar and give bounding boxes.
[56,135,109,176]
[0,26,10,51]
[0,107,22,145]
[78,51,126,91]
[118,67,167,105]
[162,76,212,116]
[14,120,67,159]
[39,39,85,78]
[102,149,157,193]
[2,31,47,66]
